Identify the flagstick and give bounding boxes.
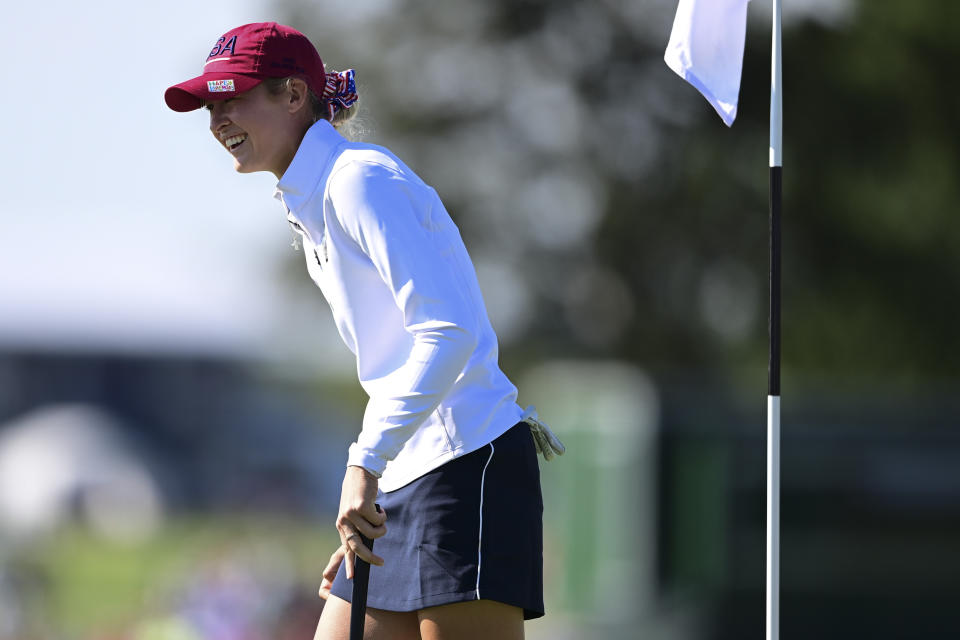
[767,1,783,640]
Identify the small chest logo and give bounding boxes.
[207,79,236,93]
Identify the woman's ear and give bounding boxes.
[287,77,310,115]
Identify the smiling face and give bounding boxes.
[207,81,312,178]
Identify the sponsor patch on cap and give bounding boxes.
[207,79,236,93]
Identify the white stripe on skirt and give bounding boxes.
[475,442,495,599]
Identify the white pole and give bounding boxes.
[766,396,781,640]
[767,1,783,640]
[770,0,783,168]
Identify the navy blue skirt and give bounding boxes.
[329,421,545,619]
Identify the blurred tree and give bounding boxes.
[771,1,960,385]
[270,0,958,389]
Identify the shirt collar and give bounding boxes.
[274,119,347,214]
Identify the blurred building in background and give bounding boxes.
[0,350,349,528]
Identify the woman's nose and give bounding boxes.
[208,104,229,134]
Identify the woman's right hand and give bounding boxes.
[336,465,387,579]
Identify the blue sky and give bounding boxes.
[0,0,328,358]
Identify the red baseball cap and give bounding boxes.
[165,22,326,112]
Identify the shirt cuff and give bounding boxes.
[347,442,385,478]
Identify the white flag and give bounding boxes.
[664,0,751,126]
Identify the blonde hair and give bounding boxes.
[263,72,361,137]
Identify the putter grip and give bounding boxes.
[349,504,380,640]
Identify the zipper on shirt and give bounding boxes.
[314,236,329,267]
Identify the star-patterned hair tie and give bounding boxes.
[321,69,358,119]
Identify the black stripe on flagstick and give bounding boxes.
[769,166,782,397]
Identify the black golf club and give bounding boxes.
[350,504,380,640]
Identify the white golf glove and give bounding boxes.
[521,406,566,461]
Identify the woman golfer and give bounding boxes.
[165,22,562,640]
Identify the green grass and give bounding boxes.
[17,514,340,638]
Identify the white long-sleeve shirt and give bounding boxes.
[274,120,523,492]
